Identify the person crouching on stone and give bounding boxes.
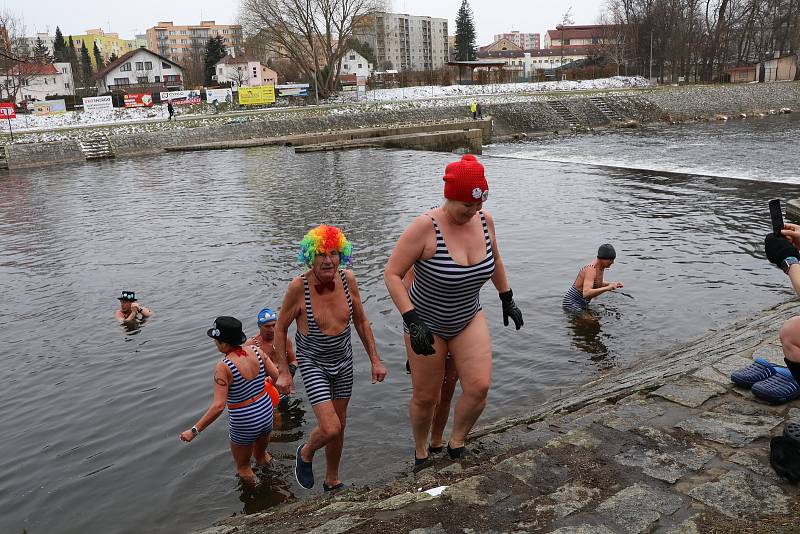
[562,244,624,314]
[384,154,524,467]
[115,290,152,323]
[180,316,279,485]
[765,226,800,400]
[273,225,387,491]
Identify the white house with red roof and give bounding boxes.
[6,62,74,104]
[93,48,184,93]
[214,54,277,89]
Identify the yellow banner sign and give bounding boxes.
[238,85,276,105]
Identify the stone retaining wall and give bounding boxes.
[5,81,800,171]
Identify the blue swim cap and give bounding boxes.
[257,307,277,326]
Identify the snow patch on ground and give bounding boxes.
[331,76,652,103]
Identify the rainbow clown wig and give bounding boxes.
[297,225,353,267]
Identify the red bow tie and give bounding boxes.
[315,281,336,293]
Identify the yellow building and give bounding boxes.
[72,29,135,69]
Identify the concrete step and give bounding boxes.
[589,97,624,121]
[547,100,580,126]
[78,135,115,160]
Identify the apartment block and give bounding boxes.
[72,29,135,68]
[355,12,448,71]
[494,31,540,50]
[146,21,242,63]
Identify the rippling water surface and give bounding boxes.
[2,114,800,533]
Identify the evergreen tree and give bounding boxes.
[53,26,66,62]
[32,36,52,63]
[66,36,81,84]
[203,36,227,85]
[80,42,93,80]
[93,41,104,70]
[109,52,118,63]
[454,0,477,61]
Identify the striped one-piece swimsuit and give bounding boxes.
[295,270,355,406]
[223,347,274,446]
[408,211,496,340]
[562,265,594,312]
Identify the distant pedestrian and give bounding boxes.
[476,102,483,120]
[470,100,477,120]
[167,100,175,121]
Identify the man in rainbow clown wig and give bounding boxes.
[273,224,387,491]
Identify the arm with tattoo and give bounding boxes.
[180,361,229,442]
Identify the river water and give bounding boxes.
[2,114,799,533]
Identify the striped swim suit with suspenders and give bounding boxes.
[295,270,355,406]
[408,210,495,340]
[223,346,274,445]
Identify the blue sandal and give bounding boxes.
[730,358,777,387]
[751,368,800,404]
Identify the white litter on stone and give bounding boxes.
[424,485,448,497]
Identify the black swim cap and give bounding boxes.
[597,244,616,260]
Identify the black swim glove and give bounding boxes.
[402,309,435,356]
[765,234,800,271]
[500,289,523,330]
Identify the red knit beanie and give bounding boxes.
[443,155,489,203]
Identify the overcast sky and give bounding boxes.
[9,0,607,45]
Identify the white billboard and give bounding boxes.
[159,90,201,105]
[82,96,114,113]
[205,88,233,104]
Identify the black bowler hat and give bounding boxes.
[118,290,137,302]
[207,316,247,345]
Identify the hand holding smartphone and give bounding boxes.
[770,199,784,237]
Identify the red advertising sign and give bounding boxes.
[0,102,16,118]
[124,93,154,108]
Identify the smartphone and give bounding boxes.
[770,199,784,237]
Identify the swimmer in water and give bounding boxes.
[562,244,623,313]
[115,291,152,323]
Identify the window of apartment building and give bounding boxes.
[155,75,160,82]
[144,61,152,70]
[65,82,70,89]
[114,77,129,85]
[358,63,362,69]
[135,62,144,70]
[170,39,176,44]
[350,54,355,60]
[252,66,257,78]
[180,30,187,35]
[138,76,148,83]
[181,39,188,44]
[170,48,177,53]
[169,31,176,35]
[120,62,132,71]
[162,62,171,69]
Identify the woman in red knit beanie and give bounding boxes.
[384,154,523,466]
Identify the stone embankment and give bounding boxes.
[196,300,800,534]
[3,81,799,171]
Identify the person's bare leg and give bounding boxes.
[324,397,349,486]
[230,442,257,484]
[406,333,448,460]
[447,312,492,448]
[252,432,272,466]
[300,401,341,463]
[781,317,800,363]
[430,357,458,449]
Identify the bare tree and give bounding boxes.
[239,0,386,98]
[0,10,37,102]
